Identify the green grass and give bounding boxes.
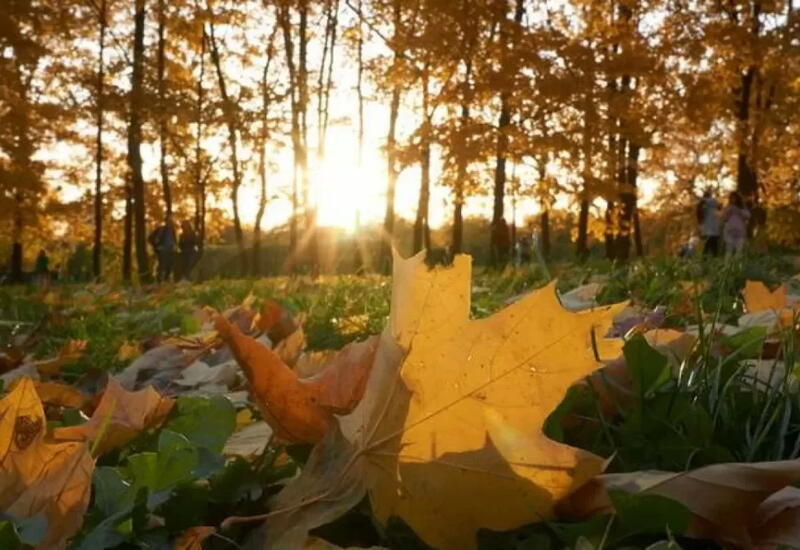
[0,253,798,549]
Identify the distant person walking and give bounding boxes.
[697,190,721,256]
[34,249,50,284]
[722,191,751,257]
[148,215,177,282]
[178,220,199,280]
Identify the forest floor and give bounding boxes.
[0,253,799,549]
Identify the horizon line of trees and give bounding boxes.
[1,0,799,282]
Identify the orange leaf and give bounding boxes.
[0,378,94,550]
[33,381,90,410]
[215,316,333,443]
[744,280,788,313]
[173,526,215,550]
[53,378,174,455]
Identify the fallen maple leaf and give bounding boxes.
[34,381,91,410]
[174,526,215,550]
[215,318,376,444]
[53,378,174,455]
[260,252,623,550]
[559,460,800,548]
[33,339,88,376]
[0,378,94,549]
[744,280,788,313]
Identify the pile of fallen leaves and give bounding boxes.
[1,253,800,549]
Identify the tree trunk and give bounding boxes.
[207,17,245,274]
[452,59,472,256]
[129,0,150,283]
[157,0,172,217]
[123,181,133,282]
[93,0,106,280]
[11,193,23,283]
[604,200,616,260]
[540,207,551,259]
[489,0,524,266]
[253,28,277,276]
[381,87,401,271]
[278,5,302,267]
[633,205,643,256]
[616,141,640,261]
[194,24,206,254]
[576,198,590,259]
[414,71,432,255]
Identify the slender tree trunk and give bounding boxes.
[92,0,107,280]
[490,0,524,266]
[11,193,23,283]
[129,0,150,283]
[540,207,551,259]
[577,198,590,259]
[577,74,595,259]
[452,55,472,256]
[253,28,276,276]
[123,181,133,282]
[633,205,643,256]
[207,17,245,274]
[616,141,640,260]
[157,0,172,217]
[356,0,365,169]
[298,1,311,244]
[278,5,302,267]
[194,24,206,254]
[413,71,432,254]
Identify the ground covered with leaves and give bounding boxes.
[1,254,799,550]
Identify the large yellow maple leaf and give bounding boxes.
[262,252,622,550]
[0,378,94,550]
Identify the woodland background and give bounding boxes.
[1,0,799,281]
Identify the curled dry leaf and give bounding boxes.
[215,318,376,444]
[0,378,94,550]
[744,280,788,313]
[275,324,307,367]
[173,526,215,550]
[53,378,174,456]
[751,486,800,549]
[559,460,800,548]
[33,339,88,376]
[261,252,623,550]
[34,381,91,410]
[255,298,298,345]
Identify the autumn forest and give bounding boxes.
[1,0,799,281]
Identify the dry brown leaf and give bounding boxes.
[215,320,376,443]
[275,325,307,367]
[33,381,91,410]
[173,526,215,549]
[744,280,788,312]
[751,486,800,549]
[559,461,800,548]
[0,378,94,549]
[33,339,88,376]
[53,378,174,455]
[294,349,338,378]
[261,252,623,550]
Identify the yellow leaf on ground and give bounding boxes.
[262,252,623,550]
[53,378,174,455]
[744,280,788,312]
[0,378,94,550]
[117,341,142,362]
[173,526,215,550]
